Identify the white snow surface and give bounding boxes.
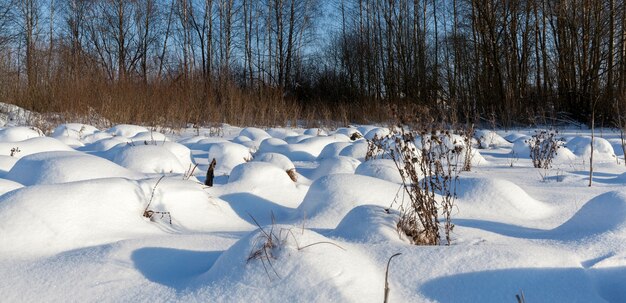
[2,120,626,302]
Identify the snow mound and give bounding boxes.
[475,130,512,149]
[511,137,576,163]
[196,226,385,302]
[503,132,528,143]
[303,128,328,136]
[0,178,22,196]
[296,174,405,228]
[232,135,252,144]
[266,128,299,139]
[284,134,312,144]
[0,155,18,175]
[0,178,162,256]
[182,137,229,151]
[607,138,625,156]
[552,191,626,239]
[364,127,391,140]
[355,159,403,183]
[357,125,378,136]
[257,138,288,154]
[107,124,150,138]
[462,149,489,167]
[239,127,271,141]
[317,142,353,160]
[159,142,195,169]
[206,142,252,174]
[565,136,616,162]
[0,137,74,158]
[334,127,362,139]
[0,178,250,256]
[81,131,114,144]
[55,136,85,148]
[4,151,143,185]
[113,145,186,174]
[311,156,361,180]
[0,126,43,142]
[143,178,253,232]
[291,135,351,160]
[214,162,308,219]
[338,140,369,161]
[253,152,295,171]
[78,137,129,152]
[51,124,99,140]
[328,205,404,244]
[129,131,169,144]
[257,135,350,162]
[456,177,553,221]
[228,162,295,188]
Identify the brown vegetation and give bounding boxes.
[0,0,624,127]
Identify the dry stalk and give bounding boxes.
[246,213,345,281]
[142,176,172,224]
[366,107,461,245]
[383,253,402,303]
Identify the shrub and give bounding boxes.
[366,113,461,245]
[527,129,562,169]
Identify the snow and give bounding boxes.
[112,145,187,174]
[106,124,150,138]
[0,126,43,142]
[239,127,272,141]
[0,137,75,157]
[329,205,405,244]
[252,152,296,171]
[5,151,144,185]
[475,129,512,149]
[355,158,404,183]
[206,142,253,175]
[566,136,617,162]
[296,174,406,228]
[317,141,353,159]
[52,123,99,140]
[310,156,361,180]
[3,116,626,302]
[0,178,22,195]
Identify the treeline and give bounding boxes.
[0,0,624,127]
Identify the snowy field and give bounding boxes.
[2,110,626,302]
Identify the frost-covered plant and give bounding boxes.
[366,117,461,245]
[527,129,562,169]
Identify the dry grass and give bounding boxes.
[1,69,401,128]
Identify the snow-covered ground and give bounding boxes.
[2,108,626,302]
